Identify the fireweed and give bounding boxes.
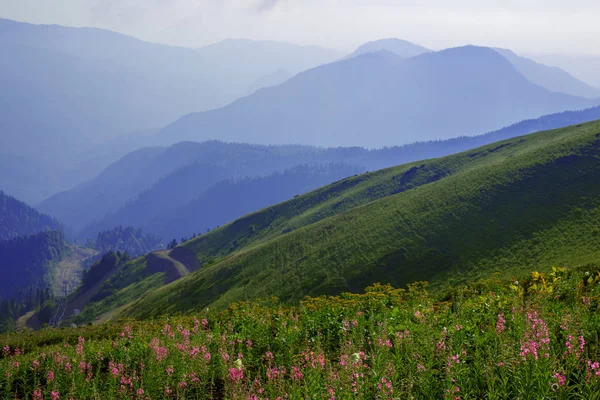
[1,267,600,399]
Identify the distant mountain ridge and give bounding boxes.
[39,106,600,242]
[348,38,430,58]
[0,18,342,203]
[81,163,365,243]
[343,38,600,99]
[493,48,600,99]
[158,45,596,148]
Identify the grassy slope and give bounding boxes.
[115,121,600,319]
[70,250,193,324]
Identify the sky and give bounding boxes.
[1,0,599,55]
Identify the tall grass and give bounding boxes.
[2,265,600,399]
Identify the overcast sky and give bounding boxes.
[1,0,599,54]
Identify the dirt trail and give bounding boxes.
[146,251,190,283]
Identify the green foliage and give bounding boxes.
[0,288,54,334]
[2,266,600,398]
[120,121,600,319]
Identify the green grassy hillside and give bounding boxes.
[112,121,600,319]
[66,248,198,324]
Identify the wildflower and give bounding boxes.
[166,366,174,377]
[76,337,85,355]
[47,371,55,382]
[229,367,244,382]
[496,313,506,333]
[33,389,43,400]
[551,373,566,391]
[50,391,60,400]
[447,354,460,367]
[32,360,40,370]
[290,366,304,380]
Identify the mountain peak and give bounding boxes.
[352,38,430,58]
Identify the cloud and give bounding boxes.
[255,0,283,12]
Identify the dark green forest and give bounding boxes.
[93,226,162,256]
[0,231,69,299]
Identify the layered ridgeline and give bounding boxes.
[158,46,598,148]
[38,143,370,234]
[82,164,365,243]
[39,106,600,243]
[343,38,600,99]
[65,121,600,322]
[0,19,342,203]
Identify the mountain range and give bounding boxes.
[56,120,600,322]
[37,106,600,244]
[0,18,341,203]
[343,39,600,99]
[3,18,599,207]
[158,46,597,148]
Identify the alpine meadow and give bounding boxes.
[2,3,600,399]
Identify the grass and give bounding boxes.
[112,121,600,319]
[65,250,194,326]
[2,264,600,398]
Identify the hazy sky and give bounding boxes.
[1,0,599,54]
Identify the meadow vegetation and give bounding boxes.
[2,264,600,399]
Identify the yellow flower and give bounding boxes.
[234,358,243,370]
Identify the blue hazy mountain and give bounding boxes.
[493,48,600,99]
[0,19,342,203]
[39,105,600,241]
[348,38,430,58]
[246,69,294,95]
[158,46,597,148]
[528,53,600,89]
[343,37,600,99]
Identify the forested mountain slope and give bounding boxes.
[0,231,69,299]
[0,191,62,240]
